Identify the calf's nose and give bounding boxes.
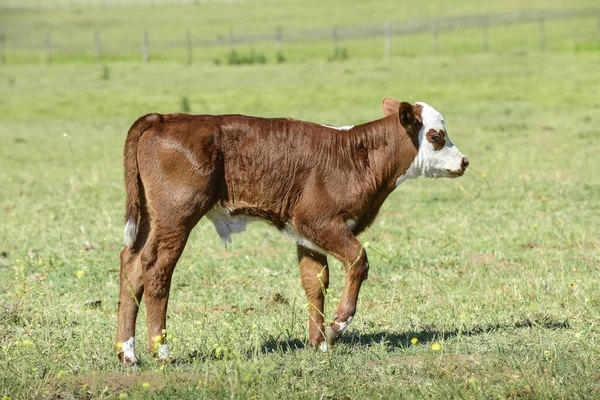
[461,157,469,170]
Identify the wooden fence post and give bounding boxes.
[481,17,489,53]
[432,22,438,55]
[44,31,52,63]
[276,26,283,52]
[93,29,101,62]
[186,28,192,64]
[538,17,545,52]
[142,28,149,63]
[332,26,338,54]
[384,21,391,58]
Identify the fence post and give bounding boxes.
[0,31,6,64]
[44,31,52,64]
[142,28,149,63]
[186,28,192,64]
[481,17,488,53]
[384,21,391,58]
[276,26,283,52]
[432,22,438,55]
[538,17,545,52]
[93,29,101,62]
[332,26,338,54]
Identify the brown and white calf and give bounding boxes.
[115,98,468,365]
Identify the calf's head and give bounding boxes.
[383,98,469,179]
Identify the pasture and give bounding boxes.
[1,1,600,399]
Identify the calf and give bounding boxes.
[115,98,468,365]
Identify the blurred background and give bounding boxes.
[0,0,598,64]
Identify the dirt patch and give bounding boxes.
[469,253,495,265]
[56,371,208,396]
[266,292,289,306]
[207,304,256,314]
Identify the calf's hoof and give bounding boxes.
[117,352,139,368]
[155,342,175,365]
[324,324,342,349]
[115,338,139,367]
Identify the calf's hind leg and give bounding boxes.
[115,212,150,366]
[115,247,144,365]
[140,219,198,363]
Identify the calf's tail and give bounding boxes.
[123,113,163,248]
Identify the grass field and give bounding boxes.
[1,0,600,63]
[1,1,600,399]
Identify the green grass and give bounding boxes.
[1,1,600,398]
[1,52,599,398]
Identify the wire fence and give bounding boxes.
[0,7,598,64]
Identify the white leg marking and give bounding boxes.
[123,219,138,248]
[334,315,354,335]
[319,341,328,352]
[120,336,138,364]
[158,343,171,360]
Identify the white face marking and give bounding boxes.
[321,124,354,131]
[123,219,138,248]
[120,336,138,364]
[395,102,466,187]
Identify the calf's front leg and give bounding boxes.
[326,244,369,347]
[294,218,368,349]
[298,245,329,347]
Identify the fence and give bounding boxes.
[0,8,599,64]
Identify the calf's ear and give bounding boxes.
[382,97,401,116]
[399,101,416,129]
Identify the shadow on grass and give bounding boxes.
[260,314,570,353]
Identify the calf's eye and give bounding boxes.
[430,134,440,141]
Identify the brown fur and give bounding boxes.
[116,101,423,364]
